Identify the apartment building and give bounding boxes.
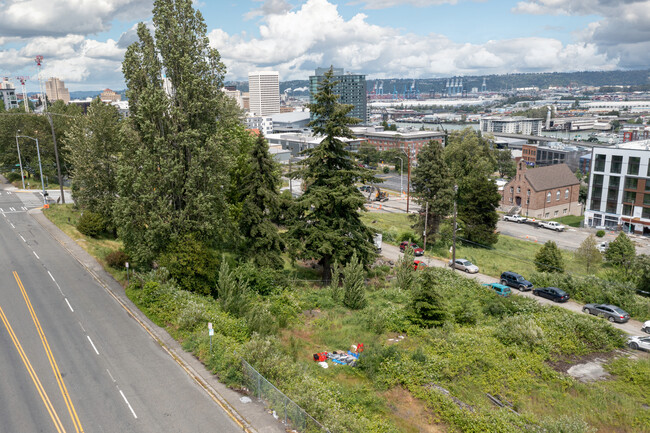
[584,140,650,235]
[309,67,367,124]
[480,116,543,135]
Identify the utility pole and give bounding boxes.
[46,113,65,203]
[406,150,411,213]
[15,135,25,189]
[423,201,429,253]
[452,185,458,269]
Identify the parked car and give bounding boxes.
[449,259,479,273]
[642,321,650,334]
[538,221,565,232]
[503,214,527,223]
[500,271,534,291]
[399,241,424,256]
[359,185,372,192]
[532,286,569,302]
[596,242,608,253]
[413,260,427,270]
[483,282,511,297]
[627,335,650,352]
[582,304,630,323]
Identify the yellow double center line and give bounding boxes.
[13,271,84,433]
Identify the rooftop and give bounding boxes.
[615,140,650,151]
[524,164,580,191]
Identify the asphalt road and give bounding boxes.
[0,186,243,432]
[381,242,647,336]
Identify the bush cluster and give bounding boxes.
[5,172,22,183]
[105,250,129,269]
[76,211,107,237]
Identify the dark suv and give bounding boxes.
[500,271,533,291]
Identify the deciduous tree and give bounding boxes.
[575,234,602,273]
[605,232,636,276]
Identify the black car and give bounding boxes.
[533,286,569,302]
[500,271,534,291]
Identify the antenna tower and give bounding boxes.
[16,76,29,112]
[34,55,47,112]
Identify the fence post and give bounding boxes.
[284,398,287,425]
[257,374,261,399]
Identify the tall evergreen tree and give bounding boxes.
[116,0,238,265]
[409,270,448,328]
[412,140,454,243]
[287,67,378,282]
[66,98,122,218]
[343,252,367,310]
[238,133,284,269]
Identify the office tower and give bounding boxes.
[309,67,367,124]
[248,71,280,116]
[45,77,70,104]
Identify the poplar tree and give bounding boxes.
[116,0,236,265]
[287,67,377,282]
[66,98,122,218]
[238,133,284,269]
[412,140,454,243]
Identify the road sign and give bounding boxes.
[208,322,212,330]
[209,329,214,336]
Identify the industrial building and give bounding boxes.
[248,71,280,116]
[309,67,367,124]
[480,116,543,136]
[351,126,445,159]
[265,132,363,157]
[521,142,591,172]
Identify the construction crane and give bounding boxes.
[15,76,29,112]
[34,55,47,111]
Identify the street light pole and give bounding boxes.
[15,135,25,189]
[17,134,47,205]
[396,156,404,197]
[46,113,65,204]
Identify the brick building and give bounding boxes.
[350,127,445,160]
[501,161,582,218]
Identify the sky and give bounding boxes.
[0,0,648,92]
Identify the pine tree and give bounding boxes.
[217,258,249,317]
[115,0,238,265]
[238,133,284,269]
[343,252,366,310]
[412,140,454,243]
[605,232,636,275]
[66,98,122,218]
[287,67,378,282]
[575,234,602,273]
[535,241,564,273]
[409,270,448,328]
[395,245,416,291]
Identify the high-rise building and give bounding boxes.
[248,71,280,116]
[45,77,70,104]
[0,78,19,110]
[309,67,367,124]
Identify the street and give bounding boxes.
[380,242,646,337]
[0,185,244,432]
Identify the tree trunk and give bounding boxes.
[320,256,331,285]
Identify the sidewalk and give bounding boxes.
[29,208,286,433]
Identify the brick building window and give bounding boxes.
[527,189,530,196]
[517,186,521,193]
[547,192,551,203]
[556,191,560,201]
[565,189,569,199]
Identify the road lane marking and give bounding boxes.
[65,298,74,312]
[14,272,84,433]
[0,304,67,433]
[33,251,40,260]
[47,271,65,296]
[87,336,99,355]
[20,235,26,242]
[10,222,15,228]
[119,390,138,419]
[10,207,15,211]
[106,369,116,383]
[48,271,56,282]
[22,206,27,211]
[78,322,86,332]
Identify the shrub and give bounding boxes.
[596,230,606,237]
[396,229,418,243]
[158,235,219,296]
[76,211,107,237]
[233,261,288,296]
[5,172,22,183]
[535,240,564,273]
[105,250,129,269]
[382,166,390,174]
[495,315,545,348]
[217,259,250,316]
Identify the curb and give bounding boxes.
[29,208,280,433]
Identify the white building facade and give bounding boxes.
[480,116,543,135]
[248,71,280,116]
[584,140,650,236]
[244,116,274,136]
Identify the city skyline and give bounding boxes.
[0,0,648,92]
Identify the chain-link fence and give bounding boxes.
[241,358,330,433]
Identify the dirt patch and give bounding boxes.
[383,387,447,433]
[547,350,630,382]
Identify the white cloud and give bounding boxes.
[349,0,458,9]
[244,0,294,20]
[210,0,619,81]
[0,0,152,38]
[514,0,650,69]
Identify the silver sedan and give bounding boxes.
[449,259,479,273]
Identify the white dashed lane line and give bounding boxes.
[87,335,100,355]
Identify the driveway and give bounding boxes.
[381,243,646,336]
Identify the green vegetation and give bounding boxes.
[551,215,583,227]
[535,241,564,273]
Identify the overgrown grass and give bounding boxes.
[43,204,127,283]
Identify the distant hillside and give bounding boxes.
[226,69,650,94]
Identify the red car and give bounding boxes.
[399,241,424,256]
[413,260,427,270]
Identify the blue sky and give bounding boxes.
[0,0,647,91]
